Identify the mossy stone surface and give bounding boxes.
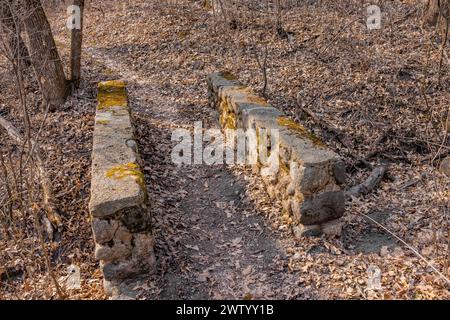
[98,80,128,110]
[106,163,146,190]
[90,81,147,218]
[277,117,325,147]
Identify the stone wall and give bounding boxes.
[207,72,346,237]
[89,80,155,296]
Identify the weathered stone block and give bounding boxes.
[295,191,345,225]
[333,161,347,185]
[95,240,132,262]
[115,225,133,243]
[92,219,119,244]
[207,71,242,92]
[101,233,156,282]
[117,205,152,233]
[102,260,136,281]
[321,219,344,237]
[242,107,284,131]
[439,156,450,176]
[90,80,156,296]
[292,224,321,238]
[90,82,148,220]
[90,82,145,216]
[132,233,156,260]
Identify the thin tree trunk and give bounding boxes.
[69,0,84,89]
[424,0,440,26]
[0,115,63,236]
[424,0,449,27]
[0,0,30,65]
[21,0,67,110]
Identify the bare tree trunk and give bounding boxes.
[69,0,84,89]
[0,0,30,65]
[424,0,440,26]
[0,115,63,237]
[21,0,67,110]
[424,0,449,27]
[423,0,450,83]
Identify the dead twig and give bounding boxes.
[253,42,269,98]
[422,149,450,163]
[0,115,62,238]
[438,2,449,85]
[318,17,360,56]
[363,213,450,287]
[295,95,354,150]
[398,173,427,190]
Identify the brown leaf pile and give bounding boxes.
[1,0,448,299]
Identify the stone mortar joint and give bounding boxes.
[89,80,156,297]
[207,72,346,238]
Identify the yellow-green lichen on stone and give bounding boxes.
[279,157,290,175]
[219,99,237,130]
[294,193,305,204]
[105,163,145,189]
[220,71,237,81]
[225,115,236,130]
[220,113,237,130]
[230,86,252,94]
[96,120,110,125]
[97,80,128,110]
[277,117,326,147]
[246,95,269,106]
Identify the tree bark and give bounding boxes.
[69,0,84,89]
[0,115,63,238]
[424,0,440,26]
[424,0,449,27]
[21,0,67,110]
[0,0,30,65]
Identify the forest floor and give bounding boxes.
[0,0,449,299]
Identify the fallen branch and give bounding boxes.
[295,96,354,150]
[253,43,268,98]
[398,173,427,190]
[422,149,450,163]
[0,116,62,238]
[391,7,417,26]
[318,17,360,56]
[364,129,393,160]
[345,164,389,198]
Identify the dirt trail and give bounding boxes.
[84,47,310,300]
